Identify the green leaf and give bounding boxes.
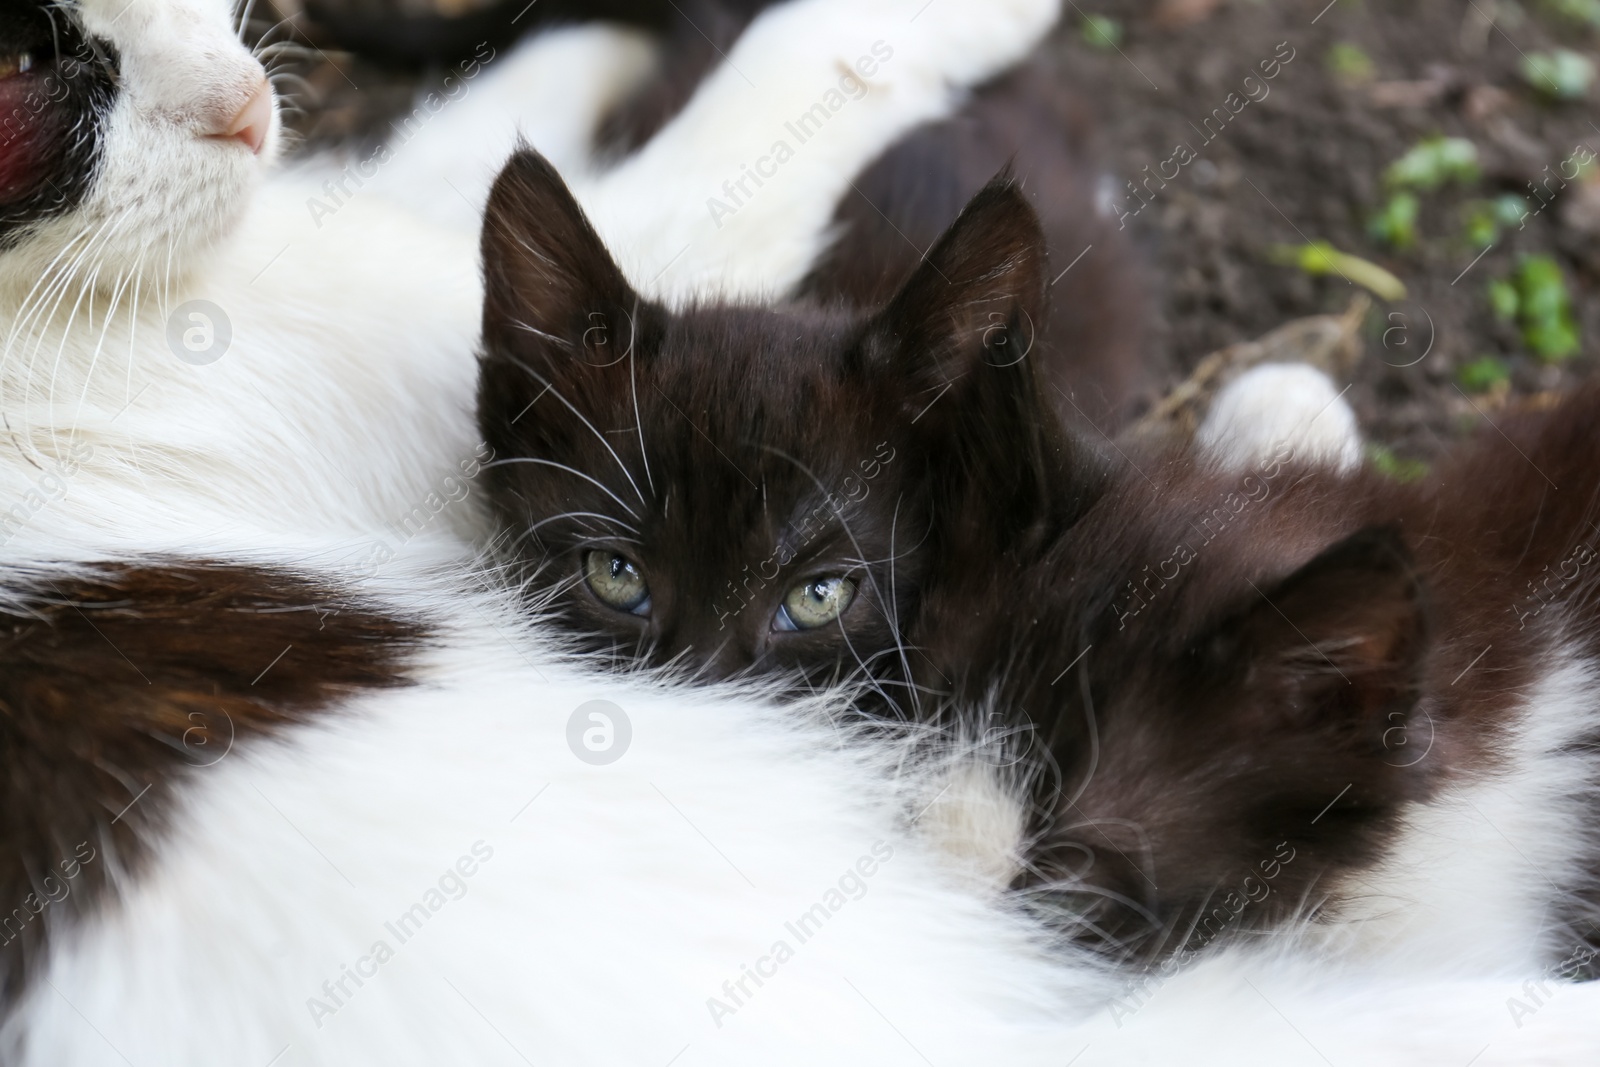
[1462,201,1498,249]
[1492,255,1582,361]
[1080,14,1123,51]
[1385,136,1481,191]
[1543,0,1600,28]
[1367,444,1430,483]
[1457,355,1511,392]
[1492,194,1531,228]
[1527,317,1581,360]
[1522,49,1596,100]
[1369,192,1420,249]
[1327,43,1375,83]
[1488,278,1519,321]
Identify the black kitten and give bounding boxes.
[903,365,1600,970]
[476,147,1107,688]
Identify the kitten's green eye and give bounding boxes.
[775,576,857,632]
[583,550,651,616]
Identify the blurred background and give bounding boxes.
[252,0,1600,477]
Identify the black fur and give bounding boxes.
[301,0,777,69]
[0,1,119,249]
[476,148,1109,690]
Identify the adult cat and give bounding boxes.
[0,0,1064,558]
[0,3,1593,1064]
[0,2,1147,1064]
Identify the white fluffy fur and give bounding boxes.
[0,0,1065,560]
[12,583,1600,1065]
[1196,362,1364,473]
[1317,652,1600,975]
[1,0,1597,1061]
[331,0,1065,302]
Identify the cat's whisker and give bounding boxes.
[161,229,178,322]
[118,267,142,415]
[1137,895,1198,965]
[882,493,919,717]
[253,41,315,67]
[235,0,262,41]
[1019,877,1162,930]
[47,276,98,449]
[1058,649,1101,813]
[264,70,318,109]
[826,617,878,699]
[482,458,641,520]
[624,302,654,496]
[69,254,139,439]
[5,226,103,387]
[34,208,139,443]
[502,355,648,508]
[1054,814,1159,904]
[654,643,700,679]
[1011,887,1129,951]
[521,510,641,544]
[246,12,304,56]
[18,222,116,442]
[3,228,97,364]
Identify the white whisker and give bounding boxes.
[484,457,641,520]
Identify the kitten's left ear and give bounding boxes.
[478,148,640,373]
[863,173,1049,416]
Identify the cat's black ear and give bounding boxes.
[1215,525,1427,735]
[863,173,1048,415]
[479,148,639,373]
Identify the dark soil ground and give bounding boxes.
[1055,0,1600,462]
[263,0,1600,467]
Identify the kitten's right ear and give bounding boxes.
[1217,524,1428,738]
[479,149,639,373]
[863,175,1049,419]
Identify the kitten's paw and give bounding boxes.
[1195,363,1362,473]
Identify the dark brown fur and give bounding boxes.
[0,1,119,249]
[799,56,1150,431]
[0,562,422,1008]
[908,379,1600,963]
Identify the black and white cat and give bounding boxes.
[0,1,1147,1063]
[0,1,1593,1064]
[0,0,1061,558]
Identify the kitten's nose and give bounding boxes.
[205,76,272,155]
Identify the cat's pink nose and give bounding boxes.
[205,77,272,155]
